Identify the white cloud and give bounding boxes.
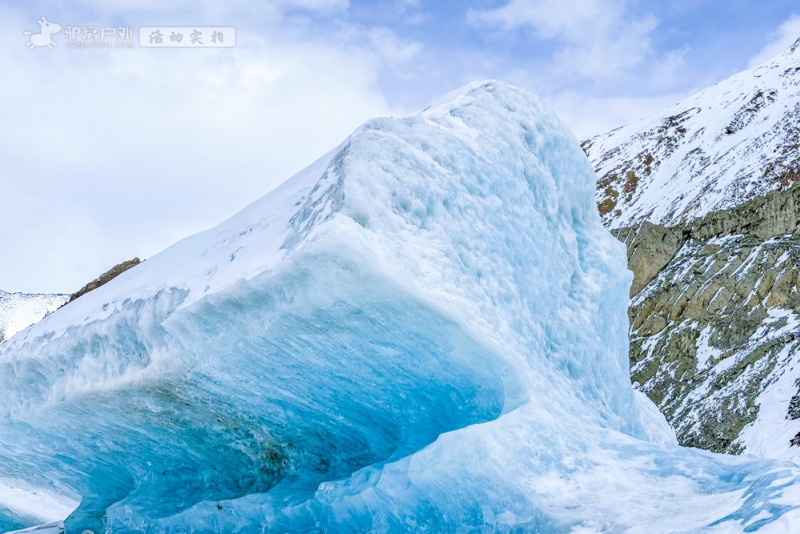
[469,0,658,82]
[649,46,689,89]
[0,3,415,293]
[748,14,800,67]
[391,0,427,24]
[278,0,349,11]
[366,26,422,65]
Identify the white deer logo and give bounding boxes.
[24,17,62,50]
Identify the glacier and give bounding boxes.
[1,81,800,533]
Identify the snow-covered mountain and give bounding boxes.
[0,291,67,343]
[586,40,800,462]
[586,38,800,229]
[0,260,141,347]
[3,81,800,533]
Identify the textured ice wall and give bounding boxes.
[1,82,800,532]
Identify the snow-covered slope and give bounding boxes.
[3,82,800,532]
[586,38,800,229]
[586,39,800,465]
[0,291,67,343]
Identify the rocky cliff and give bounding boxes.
[66,257,141,304]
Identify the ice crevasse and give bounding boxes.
[1,81,800,533]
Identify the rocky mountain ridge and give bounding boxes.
[66,257,141,304]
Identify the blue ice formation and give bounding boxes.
[1,82,800,533]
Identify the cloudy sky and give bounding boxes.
[2,0,799,293]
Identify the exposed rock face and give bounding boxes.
[67,258,142,303]
[615,222,685,296]
[617,184,800,294]
[586,41,800,461]
[617,188,800,455]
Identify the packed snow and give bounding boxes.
[2,81,800,532]
[586,38,800,228]
[0,291,67,343]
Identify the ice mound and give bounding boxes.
[2,81,800,532]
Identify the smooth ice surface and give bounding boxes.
[2,81,800,532]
